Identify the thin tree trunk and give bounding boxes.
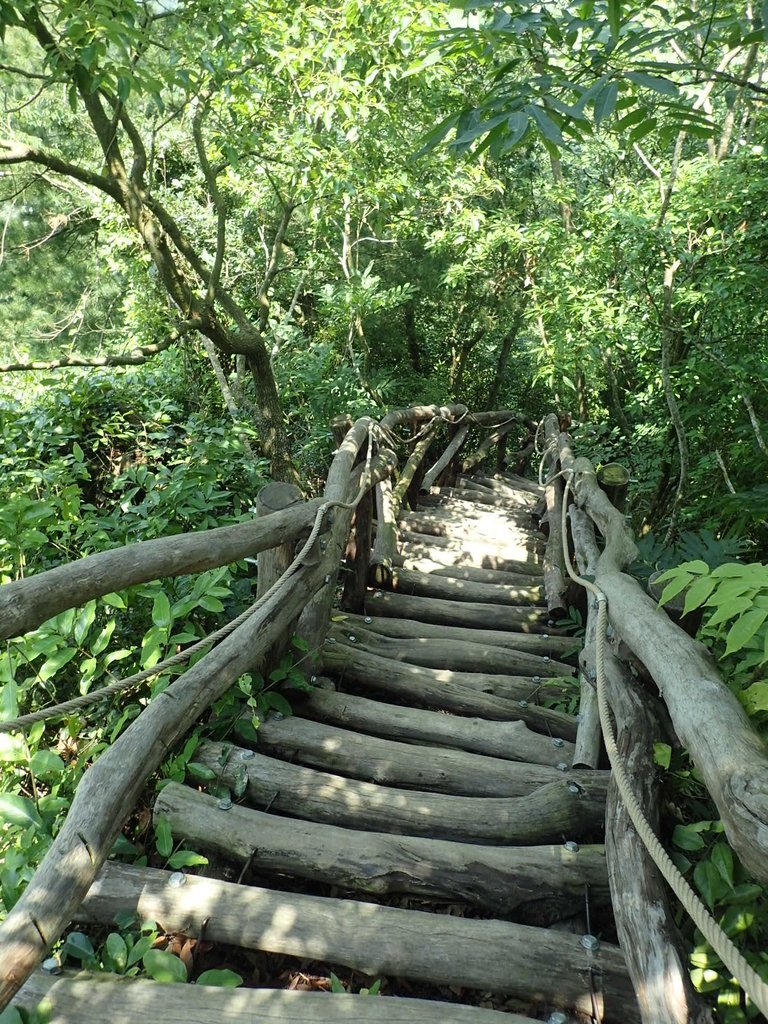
[487,311,523,409]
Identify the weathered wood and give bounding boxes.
[597,462,630,513]
[0,532,345,1007]
[422,423,470,490]
[320,644,578,740]
[498,471,545,495]
[364,589,554,634]
[561,429,768,883]
[400,534,545,569]
[604,646,713,1024]
[256,482,304,663]
[0,497,328,641]
[369,476,396,588]
[77,861,636,1021]
[438,486,538,513]
[400,508,534,535]
[542,413,568,619]
[461,419,522,473]
[296,686,576,767]
[598,571,768,883]
[427,562,544,584]
[197,742,605,844]
[343,613,576,659]
[256,713,591,797]
[392,566,544,606]
[328,623,574,678]
[471,473,539,505]
[330,412,354,446]
[569,506,602,771]
[392,420,440,508]
[342,485,373,613]
[15,971,534,1024]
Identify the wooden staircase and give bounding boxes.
[14,470,639,1023]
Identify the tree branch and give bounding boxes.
[0,140,120,201]
[661,259,688,543]
[192,101,226,307]
[0,319,201,372]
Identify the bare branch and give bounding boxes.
[257,199,296,335]
[0,319,201,372]
[192,101,226,306]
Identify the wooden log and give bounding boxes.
[560,431,768,883]
[471,473,538,506]
[604,646,713,1024]
[320,644,578,740]
[427,563,544,584]
[369,477,396,588]
[342,614,576,659]
[597,462,630,513]
[0,497,329,641]
[295,687,576,767]
[256,482,304,664]
[542,413,568,620]
[342,486,373,613]
[505,440,535,475]
[392,566,544,606]
[197,741,607,845]
[15,971,534,1024]
[328,623,574,678]
[438,487,538,514]
[380,403,466,433]
[400,509,534,535]
[364,589,554,634]
[330,412,354,446]
[569,506,602,771]
[461,420,522,473]
[0,528,345,1007]
[401,533,545,567]
[393,420,439,509]
[77,860,636,1021]
[498,471,544,496]
[422,423,470,490]
[256,713,592,797]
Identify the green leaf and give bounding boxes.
[196,968,243,987]
[594,81,618,126]
[530,106,563,146]
[707,596,754,628]
[0,793,44,829]
[261,691,293,718]
[0,1006,24,1024]
[626,72,678,96]
[102,592,127,609]
[167,850,208,869]
[39,647,78,681]
[62,931,95,962]
[682,575,717,616]
[653,742,671,770]
[126,934,155,967]
[142,949,188,983]
[740,681,768,715]
[723,607,768,656]
[709,843,734,890]
[694,859,724,911]
[186,762,217,781]
[672,823,706,851]
[152,592,172,629]
[658,572,693,606]
[105,932,128,972]
[155,814,173,858]
[29,749,66,776]
[607,0,621,39]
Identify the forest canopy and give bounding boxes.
[0,0,767,537]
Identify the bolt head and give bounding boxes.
[542,633,550,640]
[532,675,541,683]
[567,782,583,795]
[373,590,383,598]
[240,749,255,760]
[324,574,332,584]
[564,840,579,853]
[327,637,336,644]
[581,933,600,952]
[348,634,357,643]
[548,1012,568,1024]
[543,656,550,663]
[310,674,318,684]
[41,957,61,975]
[518,699,528,709]
[556,762,568,771]
[217,797,233,811]
[364,616,373,624]
[168,872,187,888]
[552,737,565,748]
[547,619,555,627]
[271,711,284,722]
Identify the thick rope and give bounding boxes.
[561,474,768,1017]
[0,425,377,735]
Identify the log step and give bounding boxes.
[194,741,605,844]
[254,713,597,797]
[294,687,576,767]
[15,973,537,1024]
[391,566,545,606]
[71,861,638,1022]
[364,589,555,634]
[399,539,543,575]
[155,783,607,915]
